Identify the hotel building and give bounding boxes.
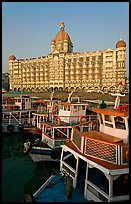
[9,22,126,92]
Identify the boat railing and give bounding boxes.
[85,179,129,202]
[85,179,108,202]
[84,137,118,164]
[2,118,21,125]
[31,114,97,127]
[2,117,34,126]
[84,136,128,165]
[60,160,76,179]
[52,114,97,125]
[42,127,70,149]
[72,120,99,152]
[72,121,128,165]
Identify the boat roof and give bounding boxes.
[35,99,46,103]
[58,101,88,106]
[79,130,123,145]
[92,107,129,117]
[62,141,128,174]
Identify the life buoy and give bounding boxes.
[18,124,24,132]
[80,116,86,123]
[7,125,14,132]
[54,117,61,126]
[118,106,122,112]
[121,103,128,112]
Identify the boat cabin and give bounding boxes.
[41,122,72,149]
[59,99,129,202]
[60,120,129,202]
[58,100,89,124]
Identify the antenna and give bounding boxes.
[67,91,73,103]
[111,81,125,109]
[50,89,54,101]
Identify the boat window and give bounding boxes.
[64,105,67,110]
[104,114,111,122]
[114,116,126,130]
[45,127,52,137]
[88,167,109,196]
[73,105,77,110]
[18,99,21,102]
[82,105,85,110]
[99,114,103,124]
[105,123,113,128]
[113,174,129,196]
[72,129,81,150]
[67,106,70,111]
[63,151,76,170]
[54,128,67,139]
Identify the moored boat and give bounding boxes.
[25,92,97,162]
[2,94,36,133]
[32,84,129,202]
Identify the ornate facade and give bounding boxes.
[9,22,126,92]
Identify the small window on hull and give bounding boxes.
[114,116,126,130]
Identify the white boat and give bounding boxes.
[2,95,36,133]
[27,92,97,162]
[32,84,129,202]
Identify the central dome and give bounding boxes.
[53,22,71,42]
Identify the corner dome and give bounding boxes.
[116,36,126,48]
[9,54,16,60]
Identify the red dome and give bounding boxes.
[116,37,126,48]
[52,22,71,42]
[55,30,70,41]
[9,55,16,60]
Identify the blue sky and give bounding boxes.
[2,2,129,77]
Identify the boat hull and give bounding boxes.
[29,147,61,163]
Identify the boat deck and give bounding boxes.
[34,174,88,202]
[64,141,128,171]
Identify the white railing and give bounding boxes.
[85,180,108,202]
[61,161,76,179]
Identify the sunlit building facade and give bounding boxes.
[9,22,126,92]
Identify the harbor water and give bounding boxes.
[2,132,59,202]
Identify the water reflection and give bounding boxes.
[2,132,59,202]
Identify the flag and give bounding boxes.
[119,81,123,85]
